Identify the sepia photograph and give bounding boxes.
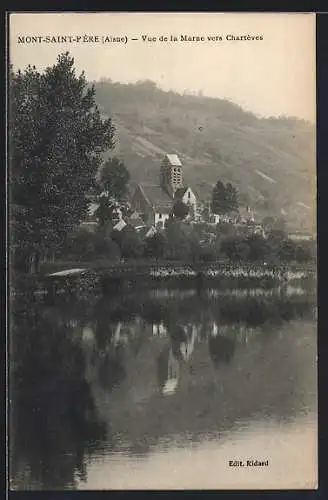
[8,12,317,491]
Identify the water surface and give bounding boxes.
[10,284,317,490]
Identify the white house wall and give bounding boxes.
[181,188,197,215]
[154,212,170,226]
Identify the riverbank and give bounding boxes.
[37,257,316,277]
[10,259,316,302]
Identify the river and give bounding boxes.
[9,283,317,490]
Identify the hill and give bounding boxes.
[93,79,315,232]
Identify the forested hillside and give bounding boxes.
[93,79,315,232]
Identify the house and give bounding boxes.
[204,200,255,226]
[214,210,239,224]
[253,224,266,238]
[112,218,127,232]
[209,213,221,224]
[131,153,198,228]
[126,211,145,228]
[174,186,197,218]
[80,201,100,231]
[288,232,313,242]
[238,206,255,224]
[88,202,100,218]
[131,183,172,229]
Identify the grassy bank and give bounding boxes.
[38,257,316,276]
[9,258,316,304]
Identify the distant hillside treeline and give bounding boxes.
[92,79,315,232]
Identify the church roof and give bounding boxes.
[138,183,173,212]
[174,187,189,199]
[164,154,182,166]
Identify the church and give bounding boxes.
[131,154,197,228]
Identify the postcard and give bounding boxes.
[8,12,317,491]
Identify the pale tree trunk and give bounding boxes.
[42,248,56,264]
[27,250,41,274]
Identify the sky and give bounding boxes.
[9,12,316,121]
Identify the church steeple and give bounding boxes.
[160,154,183,197]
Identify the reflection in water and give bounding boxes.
[10,285,317,490]
[208,331,236,368]
[157,347,180,396]
[10,305,107,490]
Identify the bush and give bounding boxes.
[68,270,101,301]
[245,234,271,262]
[144,233,167,260]
[294,241,314,262]
[164,221,191,260]
[61,227,121,262]
[118,227,144,259]
[172,200,189,220]
[277,238,296,262]
[62,228,97,261]
[198,246,218,262]
[216,221,237,237]
[221,235,250,261]
[93,228,121,260]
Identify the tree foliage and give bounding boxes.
[95,196,119,227]
[211,180,238,215]
[10,300,107,490]
[263,216,286,233]
[10,52,115,272]
[245,234,270,262]
[220,231,314,264]
[60,226,121,262]
[164,220,191,260]
[112,225,144,259]
[99,157,130,200]
[221,235,250,262]
[216,221,237,237]
[172,199,189,220]
[120,230,144,259]
[144,232,166,260]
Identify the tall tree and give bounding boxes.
[211,180,238,215]
[99,157,130,200]
[172,199,189,220]
[10,52,115,273]
[211,180,226,215]
[225,182,238,212]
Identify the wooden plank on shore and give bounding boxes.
[48,268,87,277]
